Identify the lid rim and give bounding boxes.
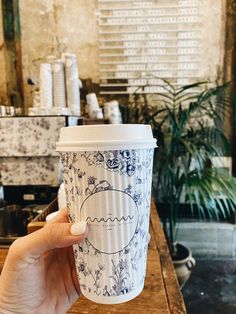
[56,141,157,152]
[56,139,157,145]
[57,124,157,150]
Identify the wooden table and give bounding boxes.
[0,201,186,313]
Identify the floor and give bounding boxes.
[182,259,236,314]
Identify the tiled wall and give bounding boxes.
[0,156,61,186]
[0,116,65,156]
[0,116,67,186]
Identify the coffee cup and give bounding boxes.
[56,124,156,304]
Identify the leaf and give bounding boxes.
[124,78,235,250]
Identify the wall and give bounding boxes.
[0,0,228,109]
[177,222,236,258]
[201,0,226,81]
[19,0,99,108]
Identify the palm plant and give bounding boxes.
[120,79,236,258]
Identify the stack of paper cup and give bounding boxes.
[86,93,103,119]
[63,53,81,116]
[56,124,157,304]
[39,63,53,112]
[52,59,66,109]
[104,100,122,124]
[28,91,41,115]
[33,91,40,108]
[63,53,79,78]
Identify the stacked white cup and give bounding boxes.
[33,91,40,108]
[86,93,103,119]
[103,100,122,124]
[51,59,67,112]
[39,63,53,114]
[63,53,81,116]
[28,91,41,115]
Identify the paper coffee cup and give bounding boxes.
[56,124,156,304]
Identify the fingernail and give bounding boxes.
[70,221,87,235]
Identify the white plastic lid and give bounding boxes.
[56,124,157,151]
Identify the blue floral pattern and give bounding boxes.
[81,150,139,176]
[60,148,154,302]
[85,176,112,196]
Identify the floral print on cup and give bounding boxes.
[81,150,140,177]
[60,148,154,302]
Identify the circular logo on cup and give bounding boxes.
[80,190,138,254]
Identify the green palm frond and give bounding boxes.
[185,168,236,220]
[119,79,235,252]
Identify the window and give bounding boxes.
[98,0,205,94]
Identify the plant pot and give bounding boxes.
[172,243,196,289]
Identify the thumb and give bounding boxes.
[8,221,87,261]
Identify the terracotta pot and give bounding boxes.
[172,243,196,289]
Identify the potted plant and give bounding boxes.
[120,79,236,288]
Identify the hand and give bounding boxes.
[0,209,87,314]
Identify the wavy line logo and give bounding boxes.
[86,216,134,223]
[80,189,138,254]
